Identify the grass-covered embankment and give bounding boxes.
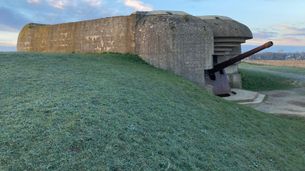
[1,53,305,170]
[242,62,305,75]
[239,63,302,91]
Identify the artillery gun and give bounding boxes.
[205,41,273,96]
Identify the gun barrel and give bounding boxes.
[208,41,273,74]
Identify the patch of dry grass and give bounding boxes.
[244,60,305,68]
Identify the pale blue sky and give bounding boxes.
[0,0,305,51]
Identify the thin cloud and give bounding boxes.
[248,37,305,46]
[85,0,102,6]
[248,24,305,46]
[27,0,40,4]
[253,31,278,39]
[278,25,305,36]
[25,0,117,24]
[48,0,69,9]
[27,0,102,8]
[0,41,17,46]
[275,37,305,46]
[0,31,18,46]
[123,0,152,11]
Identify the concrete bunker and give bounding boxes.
[17,11,272,96]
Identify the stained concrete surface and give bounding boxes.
[243,66,305,116]
[248,88,305,116]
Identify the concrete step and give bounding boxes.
[223,89,265,105]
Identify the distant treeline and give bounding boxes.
[249,52,305,60]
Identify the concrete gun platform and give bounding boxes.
[249,88,305,117]
[223,89,266,105]
[224,88,305,117]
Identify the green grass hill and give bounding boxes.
[239,63,304,91]
[1,53,305,170]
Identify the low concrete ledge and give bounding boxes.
[223,89,266,105]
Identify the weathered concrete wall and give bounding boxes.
[18,12,214,87]
[17,11,253,92]
[135,13,213,87]
[17,16,136,53]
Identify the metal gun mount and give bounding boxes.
[205,41,273,96]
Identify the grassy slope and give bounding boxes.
[242,62,305,75]
[1,53,305,170]
[239,63,299,91]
